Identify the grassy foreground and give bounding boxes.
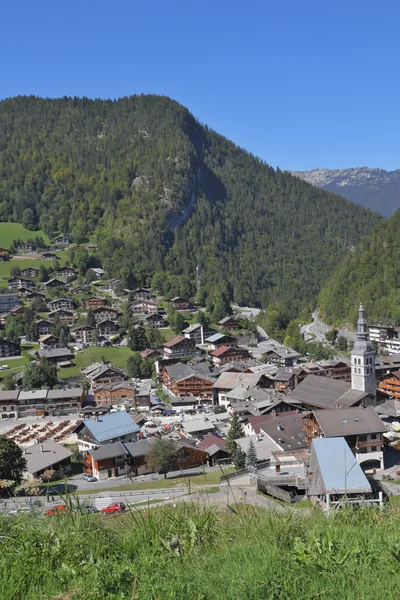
[2,503,400,599]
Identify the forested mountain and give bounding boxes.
[319,210,400,326]
[0,95,382,316]
[292,167,400,217]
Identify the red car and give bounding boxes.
[45,504,66,516]
[101,502,126,515]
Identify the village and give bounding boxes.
[1,238,400,515]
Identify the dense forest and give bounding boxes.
[0,95,382,316]
[319,209,400,326]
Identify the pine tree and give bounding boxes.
[234,446,246,470]
[86,308,96,328]
[226,412,244,455]
[246,440,258,468]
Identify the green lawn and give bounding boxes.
[0,250,69,279]
[0,222,49,249]
[58,345,135,380]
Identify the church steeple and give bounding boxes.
[351,302,376,398]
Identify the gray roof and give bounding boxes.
[288,374,368,409]
[213,372,263,390]
[47,388,83,399]
[0,390,19,401]
[183,323,202,333]
[308,437,372,495]
[81,412,140,442]
[89,442,127,461]
[24,440,73,475]
[19,390,48,401]
[313,406,386,437]
[236,434,280,462]
[164,362,214,383]
[182,418,215,434]
[206,333,235,343]
[36,348,73,359]
[375,399,400,418]
[124,438,155,457]
[258,414,307,451]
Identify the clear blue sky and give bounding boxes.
[1,0,399,171]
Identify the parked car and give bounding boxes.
[101,502,126,515]
[82,473,97,482]
[81,505,99,514]
[9,506,31,516]
[45,504,66,516]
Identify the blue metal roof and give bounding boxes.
[84,411,140,442]
[206,333,226,342]
[312,437,371,494]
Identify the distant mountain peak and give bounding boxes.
[291,167,400,216]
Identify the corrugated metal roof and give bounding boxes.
[309,437,371,495]
[83,412,140,442]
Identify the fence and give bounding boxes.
[257,479,293,503]
[220,468,248,483]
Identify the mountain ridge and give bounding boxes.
[291,167,400,216]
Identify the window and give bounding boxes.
[371,446,377,452]
[370,434,377,440]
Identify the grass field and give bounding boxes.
[58,345,135,380]
[3,503,400,599]
[0,222,49,248]
[0,251,69,279]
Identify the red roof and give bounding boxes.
[391,371,400,380]
[197,433,227,451]
[164,335,186,348]
[140,348,159,358]
[210,345,233,357]
[247,411,298,434]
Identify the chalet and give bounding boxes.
[16,242,34,251]
[1,387,85,418]
[55,266,76,277]
[0,293,19,313]
[25,291,46,301]
[377,370,400,400]
[20,267,39,278]
[140,348,161,359]
[375,398,400,424]
[71,324,96,344]
[39,334,60,350]
[92,306,119,323]
[88,268,105,280]
[81,362,128,386]
[84,297,110,309]
[43,278,67,289]
[181,418,216,439]
[0,337,21,359]
[132,288,151,300]
[303,406,386,470]
[75,411,140,452]
[213,371,268,406]
[300,360,351,382]
[70,284,89,295]
[130,300,158,314]
[23,440,73,481]
[123,439,154,476]
[197,434,230,465]
[0,248,10,257]
[108,278,122,291]
[53,236,70,245]
[210,345,250,365]
[143,313,168,328]
[7,277,35,289]
[171,296,190,310]
[262,344,300,367]
[96,319,119,337]
[36,319,53,335]
[244,411,299,436]
[41,252,57,260]
[48,309,76,326]
[35,347,74,364]
[10,305,25,316]
[48,298,76,311]
[84,442,130,480]
[183,323,216,345]
[206,332,237,351]
[93,383,135,406]
[288,374,374,411]
[163,335,200,360]
[17,287,34,297]
[218,316,239,330]
[162,362,215,398]
[253,413,308,453]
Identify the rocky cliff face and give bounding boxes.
[291,167,400,216]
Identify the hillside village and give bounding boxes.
[1,237,400,513]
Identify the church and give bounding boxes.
[289,303,377,411]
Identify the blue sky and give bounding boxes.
[1,0,399,170]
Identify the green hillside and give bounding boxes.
[0,222,48,249]
[319,210,400,326]
[0,95,381,316]
[2,504,400,599]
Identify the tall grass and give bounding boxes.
[1,503,400,599]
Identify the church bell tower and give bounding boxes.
[351,303,376,396]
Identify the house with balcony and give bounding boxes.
[20,267,39,278]
[84,297,110,309]
[171,296,190,310]
[92,306,119,323]
[71,324,96,345]
[183,323,216,345]
[130,299,158,314]
[218,316,239,330]
[75,411,140,452]
[142,313,168,328]
[43,278,67,289]
[48,309,76,326]
[163,335,200,360]
[36,319,53,336]
[377,370,400,401]
[39,334,60,350]
[96,319,119,338]
[0,337,21,359]
[7,277,35,289]
[206,332,237,351]
[93,383,136,406]
[48,298,77,311]
[23,440,73,481]
[303,406,386,471]
[161,362,215,398]
[209,345,250,365]
[81,362,128,387]
[0,293,19,313]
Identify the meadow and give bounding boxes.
[57,345,134,380]
[1,503,400,599]
[0,222,49,248]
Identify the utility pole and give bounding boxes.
[196,265,200,291]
